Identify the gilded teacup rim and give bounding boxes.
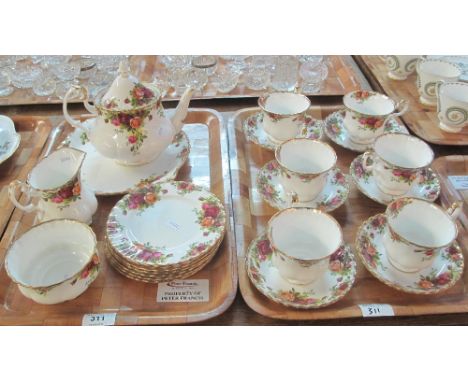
[258,92,311,117]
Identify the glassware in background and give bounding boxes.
[55,80,76,100]
[42,55,71,66]
[0,70,14,97]
[152,70,169,97]
[51,61,80,81]
[191,55,217,76]
[211,68,239,93]
[32,72,56,96]
[77,58,97,80]
[9,62,42,89]
[250,55,275,71]
[298,55,324,65]
[0,56,16,69]
[169,67,190,95]
[186,67,208,91]
[225,55,249,74]
[163,55,192,69]
[299,61,329,94]
[245,67,270,90]
[270,55,298,92]
[30,56,45,65]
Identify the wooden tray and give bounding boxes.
[229,106,468,321]
[0,109,237,325]
[355,55,468,146]
[0,56,370,106]
[0,116,57,236]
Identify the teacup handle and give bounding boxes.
[383,99,409,127]
[63,84,92,135]
[446,201,463,221]
[435,80,445,113]
[8,180,38,213]
[361,151,374,172]
[287,190,300,208]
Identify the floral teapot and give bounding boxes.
[63,61,193,166]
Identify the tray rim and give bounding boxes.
[0,108,238,325]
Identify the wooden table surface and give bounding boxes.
[2,84,468,325]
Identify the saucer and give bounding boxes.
[63,118,190,195]
[0,115,21,165]
[243,112,323,151]
[350,153,440,205]
[246,233,356,309]
[256,160,350,211]
[324,110,409,153]
[355,214,464,294]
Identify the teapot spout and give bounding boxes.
[171,87,194,134]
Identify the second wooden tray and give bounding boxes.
[356,55,468,146]
[229,106,468,321]
[0,109,237,325]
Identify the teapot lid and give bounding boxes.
[99,61,159,111]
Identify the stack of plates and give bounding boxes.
[105,181,226,283]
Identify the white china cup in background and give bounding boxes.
[385,55,420,80]
[383,198,461,273]
[361,133,434,196]
[436,81,468,133]
[258,92,311,144]
[416,58,461,106]
[8,147,98,224]
[268,208,343,284]
[275,138,337,203]
[343,90,408,145]
[5,219,100,304]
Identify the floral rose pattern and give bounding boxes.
[351,155,372,183]
[247,234,356,308]
[196,195,226,236]
[42,178,81,210]
[98,83,163,154]
[357,215,387,269]
[70,254,100,286]
[132,242,173,264]
[387,198,413,218]
[257,161,282,206]
[117,183,165,215]
[351,90,373,102]
[388,167,417,185]
[352,114,385,131]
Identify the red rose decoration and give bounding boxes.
[130,116,142,129]
[128,135,137,144]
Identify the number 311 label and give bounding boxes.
[358,304,394,317]
[82,313,117,326]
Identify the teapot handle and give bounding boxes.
[8,180,38,213]
[170,87,194,134]
[63,84,92,135]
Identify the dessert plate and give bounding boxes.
[243,112,323,151]
[246,233,356,309]
[256,160,350,211]
[355,214,464,294]
[63,118,190,195]
[324,110,408,153]
[0,115,21,165]
[350,153,440,205]
[107,181,226,267]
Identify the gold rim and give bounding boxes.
[385,197,459,249]
[26,147,86,193]
[275,138,337,177]
[373,132,434,171]
[266,207,343,263]
[5,218,98,290]
[355,214,464,295]
[258,92,311,117]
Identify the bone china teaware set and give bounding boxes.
[384,56,467,134]
[244,87,463,309]
[4,60,232,304]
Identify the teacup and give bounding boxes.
[361,133,434,196]
[416,59,461,106]
[343,90,408,145]
[385,55,420,80]
[5,219,100,304]
[436,81,468,133]
[383,197,461,273]
[275,138,337,203]
[258,92,311,144]
[268,208,343,284]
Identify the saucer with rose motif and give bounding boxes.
[246,233,356,309]
[106,181,226,270]
[0,115,21,166]
[355,214,464,294]
[256,160,350,212]
[61,118,190,195]
[349,153,440,205]
[243,112,323,151]
[324,110,408,153]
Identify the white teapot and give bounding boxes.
[63,61,193,166]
